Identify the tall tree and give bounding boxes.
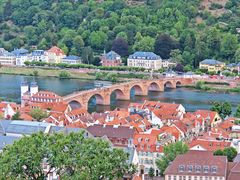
[156,141,188,176]
[214,147,237,162]
[235,105,240,118]
[0,132,131,179]
[133,36,155,52]
[111,38,129,57]
[154,34,179,59]
[29,108,48,121]
[210,102,232,119]
[82,46,94,64]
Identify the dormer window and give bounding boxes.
[211,166,217,173]
[203,166,209,173]
[178,165,185,172]
[196,165,201,173]
[187,165,193,172]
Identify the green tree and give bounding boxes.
[220,33,238,61]
[29,108,48,121]
[133,36,155,52]
[154,34,179,59]
[210,102,232,119]
[59,71,71,79]
[82,46,94,64]
[89,31,108,50]
[148,167,155,179]
[235,105,240,118]
[111,38,129,57]
[11,111,21,120]
[0,132,130,179]
[156,141,188,176]
[214,147,237,162]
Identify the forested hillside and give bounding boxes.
[0,0,240,68]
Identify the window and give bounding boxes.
[183,176,186,180]
[179,176,182,180]
[196,165,201,173]
[188,176,191,180]
[179,165,185,172]
[174,176,177,180]
[188,165,193,172]
[200,177,202,180]
[211,166,217,173]
[194,176,197,180]
[203,166,209,173]
[168,175,171,180]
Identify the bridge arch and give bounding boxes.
[87,93,104,105]
[176,81,182,87]
[148,82,161,92]
[164,81,174,89]
[130,84,144,96]
[69,100,82,110]
[111,89,126,100]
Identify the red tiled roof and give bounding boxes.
[164,150,228,177]
[47,46,65,56]
[189,139,231,151]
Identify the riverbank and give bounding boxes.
[0,66,95,80]
[0,66,147,82]
[184,82,240,93]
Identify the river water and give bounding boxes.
[0,74,239,113]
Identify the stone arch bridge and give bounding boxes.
[63,78,193,110]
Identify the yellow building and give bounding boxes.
[45,46,66,64]
[199,59,225,72]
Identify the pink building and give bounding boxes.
[101,51,122,67]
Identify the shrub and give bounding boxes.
[59,71,71,79]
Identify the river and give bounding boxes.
[0,74,239,113]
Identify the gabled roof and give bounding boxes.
[103,50,121,60]
[87,124,136,139]
[32,50,45,56]
[189,139,231,151]
[11,48,29,56]
[129,51,161,60]
[164,150,228,177]
[62,55,81,60]
[200,59,224,65]
[47,46,65,56]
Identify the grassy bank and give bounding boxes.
[0,67,95,80]
[184,81,240,93]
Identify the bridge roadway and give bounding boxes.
[63,77,193,110]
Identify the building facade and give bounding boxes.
[11,48,29,66]
[0,48,16,66]
[199,59,225,72]
[164,151,228,180]
[45,46,66,64]
[101,51,122,67]
[62,55,81,64]
[127,52,162,70]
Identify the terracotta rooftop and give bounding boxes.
[164,150,228,177]
[87,124,136,139]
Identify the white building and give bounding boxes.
[31,50,47,62]
[0,48,16,66]
[62,55,81,64]
[127,52,162,70]
[11,48,30,66]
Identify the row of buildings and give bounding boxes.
[199,59,240,74]
[0,47,176,70]
[1,82,240,178]
[0,47,81,66]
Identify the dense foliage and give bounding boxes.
[214,147,238,162]
[156,141,188,176]
[210,101,232,119]
[0,132,131,179]
[1,0,240,68]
